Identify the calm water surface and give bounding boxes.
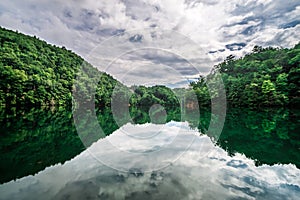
[0,107,299,199]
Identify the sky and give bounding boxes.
[0,0,300,87]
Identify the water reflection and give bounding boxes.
[0,122,299,200]
[215,108,300,168]
[0,107,299,184]
[0,108,84,184]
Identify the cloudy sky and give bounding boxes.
[0,0,299,87]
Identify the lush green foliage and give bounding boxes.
[0,27,186,110]
[130,85,180,108]
[1,26,299,108]
[0,27,119,107]
[191,44,300,107]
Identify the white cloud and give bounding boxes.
[0,0,299,87]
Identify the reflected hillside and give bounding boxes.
[0,108,83,183]
[215,108,300,168]
[0,107,299,184]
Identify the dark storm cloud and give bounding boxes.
[225,43,247,51]
[96,28,126,37]
[61,8,100,32]
[141,53,188,65]
[240,25,261,36]
[279,20,300,29]
[129,34,143,43]
[230,0,299,18]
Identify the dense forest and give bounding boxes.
[0,27,299,109]
[191,44,300,107]
[0,27,119,107]
[0,27,179,109]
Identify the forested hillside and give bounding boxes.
[191,44,300,107]
[1,27,299,109]
[0,27,118,107]
[0,27,181,109]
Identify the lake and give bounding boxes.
[0,107,299,199]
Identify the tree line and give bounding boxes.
[191,43,300,107]
[0,27,299,109]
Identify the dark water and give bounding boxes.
[0,106,300,183]
[0,107,299,184]
[216,108,300,167]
